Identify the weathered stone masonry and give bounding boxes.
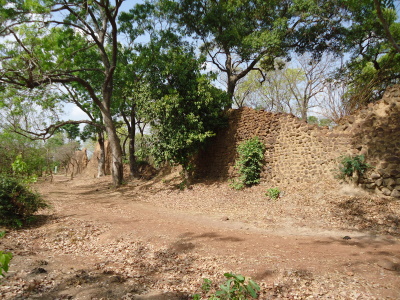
[196,85,400,198]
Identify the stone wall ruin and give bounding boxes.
[195,85,400,198]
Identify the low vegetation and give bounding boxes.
[193,273,260,300]
[0,174,48,228]
[231,137,265,190]
[337,154,371,179]
[266,187,281,200]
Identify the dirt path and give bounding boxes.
[1,174,400,299]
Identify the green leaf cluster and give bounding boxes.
[337,154,371,179]
[0,251,12,278]
[231,137,265,189]
[193,272,260,300]
[266,187,281,200]
[0,232,12,278]
[0,174,48,228]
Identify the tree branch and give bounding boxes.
[374,0,400,54]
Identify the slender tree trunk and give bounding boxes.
[97,132,106,177]
[128,129,137,177]
[129,106,137,177]
[101,110,123,186]
[227,80,236,109]
[122,135,128,157]
[301,108,308,121]
[301,97,309,121]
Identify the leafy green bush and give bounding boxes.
[266,187,280,200]
[231,137,265,190]
[0,174,48,228]
[193,273,260,300]
[337,154,371,179]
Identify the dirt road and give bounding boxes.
[1,174,400,299]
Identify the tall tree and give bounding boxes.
[234,54,333,120]
[0,0,127,186]
[134,32,229,182]
[160,0,347,106]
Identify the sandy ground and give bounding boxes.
[0,172,400,299]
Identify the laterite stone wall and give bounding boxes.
[195,85,400,198]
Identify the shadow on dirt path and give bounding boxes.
[1,175,400,299]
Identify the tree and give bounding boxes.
[234,61,297,113]
[134,32,229,182]
[0,0,128,186]
[283,54,333,120]
[234,54,334,120]
[338,0,400,108]
[161,0,347,106]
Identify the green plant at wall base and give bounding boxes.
[193,273,260,300]
[231,137,265,189]
[266,187,280,200]
[337,155,371,179]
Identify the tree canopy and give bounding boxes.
[0,0,399,186]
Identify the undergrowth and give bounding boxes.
[337,154,371,179]
[0,174,48,228]
[193,272,260,299]
[230,137,265,190]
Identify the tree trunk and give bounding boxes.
[301,97,309,121]
[128,106,137,177]
[226,77,236,110]
[129,130,137,177]
[101,110,123,186]
[301,108,308,121]
[97,132,106,177]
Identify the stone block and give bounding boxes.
[370,172,381,180]
[381,187,392,196]
[376,178,383,186]
[383,178,396,187]
[391,189,400,198]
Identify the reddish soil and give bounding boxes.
[0,172,399,299]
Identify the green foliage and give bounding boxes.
[337,155,371,179]
[0,226,12,278]
[266,187,280,200]
[0,130,47,177]
[338,0,400,108]
[0,174,48,228]
[231,137,265,189]
[61,123,80,141]
[11,154,37,183]
[307,116,333,127]
[135,134,153,163]
[140,36,229,169]
[0,251,12,277]
[193,272,260,300]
